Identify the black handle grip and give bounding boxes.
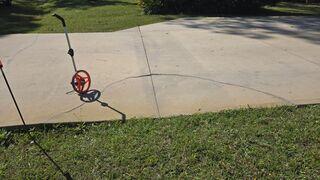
[52,13,66,27]
[0,60,3,69]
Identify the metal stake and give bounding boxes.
[0,59,72,180]
[0,60,26,126]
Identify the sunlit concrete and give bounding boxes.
[1,16,319,127]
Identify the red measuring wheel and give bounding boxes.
[71,70,91,94]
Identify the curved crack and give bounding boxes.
[44,103,85,123]
[48,72,294,122]
[101,73,294,104]
[7,35,39,66]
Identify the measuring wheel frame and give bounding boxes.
[53,13,93,95]
[71,70,91,94]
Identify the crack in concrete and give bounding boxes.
[138,26,161,117]
[152,73,294,104]
[101,73,294,105]
[45,27,306,121]
[7,35,39,66]
[45,72,294,123]
[44,103,85,123]
[64,103,86,113]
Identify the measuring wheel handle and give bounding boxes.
[52,13,66,27]
[71,70,91,94]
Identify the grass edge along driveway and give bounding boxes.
[0,1,319,35]
[1,105,319,178]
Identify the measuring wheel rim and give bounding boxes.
[71,70,91,94]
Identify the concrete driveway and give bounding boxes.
[1,16,319,127]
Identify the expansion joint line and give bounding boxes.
[138,26,161,117]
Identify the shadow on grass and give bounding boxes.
[0,3,44,35]
[0,0,136,35]
[49,0,136,9]
[154,4,320,17]
[264,2,320,15]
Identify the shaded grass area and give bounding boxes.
[0,0,179,35]
[264,2,320,15]
[1,105,319,178]
[0,1,320,35]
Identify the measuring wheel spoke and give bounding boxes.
[71,70,91,94]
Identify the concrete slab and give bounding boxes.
[139,16,320,116]
[1,16,320,127]
[0,30,158,127]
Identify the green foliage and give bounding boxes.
[265,2,320,15]
[139,0,281,14]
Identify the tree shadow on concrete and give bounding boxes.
[165,16,320,45]
[158,2,320,44]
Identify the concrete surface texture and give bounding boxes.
[0,16,319,127]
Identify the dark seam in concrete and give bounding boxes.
[45,103,85,123]
[100,73,221,92]
[47,71,294,122]
[101,73,294,105]
[64,103,85,113]
[137,26,161,117]
[152,73,294,104]
[46,72,294,121]
[7,35,39,66]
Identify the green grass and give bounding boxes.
[1,105,319,178]
[0,0,179,34]
[1,1,320,35]
[264,2,320,16]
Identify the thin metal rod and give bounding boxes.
[32,139,73,180]
[1,67,72,180]
[63,27,77,72]
[1,68,27,126]
[63,27,72,50]
[70,56,77,73]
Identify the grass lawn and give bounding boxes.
[264,2,320,16]
[0,0,179,35]
[1,105,319,178]
[0,1,320,35]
